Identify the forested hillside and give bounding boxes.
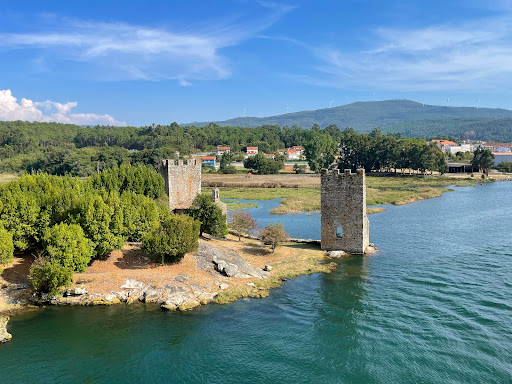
[193,100,512,132]
[383,117,512,142]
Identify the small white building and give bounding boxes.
[216,146,231,156]
[444,144,473,154]
[286,149,300,160]
[246,146,258,157]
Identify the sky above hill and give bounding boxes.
[1,0,512,126]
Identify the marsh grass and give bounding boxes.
[216,175,478,214]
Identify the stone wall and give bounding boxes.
[160,159,202,211]
[320,168,369,254]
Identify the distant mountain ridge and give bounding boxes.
[191,100,512,137]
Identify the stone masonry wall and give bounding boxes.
[320,168,369,254]
[161,159,202,211]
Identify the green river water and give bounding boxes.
[1,182,511,383]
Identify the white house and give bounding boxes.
[246,146,258,157]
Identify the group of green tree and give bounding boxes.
[0,164,206,295]
[0,120,455,176]
[324,128,447,173]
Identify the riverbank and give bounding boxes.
[204,174,499,214]
[0,236,335,339]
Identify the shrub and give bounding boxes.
[260,223,289,253]
[189,193,227,237]
[42,223,94,273]
[142,213,200,264]
[29,256,73,296]
[0,224,14,266]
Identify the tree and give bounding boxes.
[304,134,337,172]
[42,223,94,273]
[243,153,284,174]
[229,211,257,241]
[293,164,306,174]
[260,223,288,253]
[472,148,495,174]
[142,213,199,264]
[219,152,237,174]
[189,194,227,237]
[0,224,14,266]
[29,256,73,296]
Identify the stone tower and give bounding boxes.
[160,159,201,212]
[320,168,369,254]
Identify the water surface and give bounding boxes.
[1,182,511,383]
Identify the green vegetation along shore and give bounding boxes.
[218,175,484,214]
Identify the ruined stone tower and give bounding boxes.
[212,188,227,216]
[160,159,201,212]
[320,168,369,254]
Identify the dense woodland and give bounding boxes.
[0,120,452,176]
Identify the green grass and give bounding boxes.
[219,176,481,214]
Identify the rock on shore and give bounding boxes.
[0,316,12,343]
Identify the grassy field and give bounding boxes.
[211,174,483,214]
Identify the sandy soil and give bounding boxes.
[0,235,324,298]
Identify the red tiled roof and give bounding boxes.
[247,146,258,150]
[202,156,216,160]
[264,153,275,156]
[217,146,230,150]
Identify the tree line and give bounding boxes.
[0,120,473,176]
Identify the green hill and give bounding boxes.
[193,99,512,135]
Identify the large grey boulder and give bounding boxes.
[195,242,270,279]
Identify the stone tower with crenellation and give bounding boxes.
[160,159,202,212]
[320,168,369,254]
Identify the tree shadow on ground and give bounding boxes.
[284,243,321,250]
[240,245,271,256]
[1,254,34,285]
[113,247,159,270]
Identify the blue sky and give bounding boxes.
[1,0,512,126]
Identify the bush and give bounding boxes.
[189,193,227,237]
[260,223,288,253]
[29,256,73,296]
[0,224,14,266]
[142,213,200,264]
[88,164,165,199]
[42,223,94,273]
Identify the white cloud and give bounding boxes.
[0,4,292,85]
[294,15,512,92]
[0,90,125,126]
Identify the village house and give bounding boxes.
[432,139,458,152]
[291,145,304,158]
[264,153,275,159]
[246,146,258,157]
[286,148,300,160]
[201,156,216,167]
[216,146,231,156]
[444,143,473,154]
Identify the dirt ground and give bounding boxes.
[0,235,327,297]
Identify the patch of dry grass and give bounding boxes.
[0,174,19,184]
[213,238,333,304]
